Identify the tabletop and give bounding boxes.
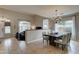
[44,32,69,37]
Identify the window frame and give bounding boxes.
[43,19,49,30]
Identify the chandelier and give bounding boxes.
[0,16,10,22]
[52,10,63,23]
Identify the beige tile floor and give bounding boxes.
[0,37,79,54]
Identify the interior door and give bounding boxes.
[0,21,4,38]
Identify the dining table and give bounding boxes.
[44,32,69,46]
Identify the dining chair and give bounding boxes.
[67,33,72,43]
[42,32,49,45]
[54,33,72,50]
[66,33,72,48]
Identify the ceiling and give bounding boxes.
[0,5,79,18]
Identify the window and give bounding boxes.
[4,21,11,34]
[5,26,11,33]
[43,19,49,29]
[55,20,74,33]
[55,23,64,32]
[19,21,31,32]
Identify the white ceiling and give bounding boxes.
[0,5,79,18]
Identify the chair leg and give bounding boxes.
[43,39,49,46]
[62,45,66,50]
[43,39,44,44]
[62,45,64,50]
[47,40,49,46]
[55,43,58,47]
[57,43,59,47]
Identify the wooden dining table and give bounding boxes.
[44,32,69,46]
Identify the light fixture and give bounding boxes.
[0,16,10,22]
[52,10,63,23]
[31,25,35,29]
[0,16,5,22]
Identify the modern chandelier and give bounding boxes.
[52,10,63,23]
[0,16,10,22]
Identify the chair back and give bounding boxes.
[67,33,72,43]
[62,33,71,44]
[42,32,49,40]
[42,32,46,35]
[62,34,68,44]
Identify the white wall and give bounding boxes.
[0,8,33,37]
[31,15,44,28]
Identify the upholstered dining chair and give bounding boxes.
[54,33,72,50]
[42,32,49,45]
[67,33,72,43]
